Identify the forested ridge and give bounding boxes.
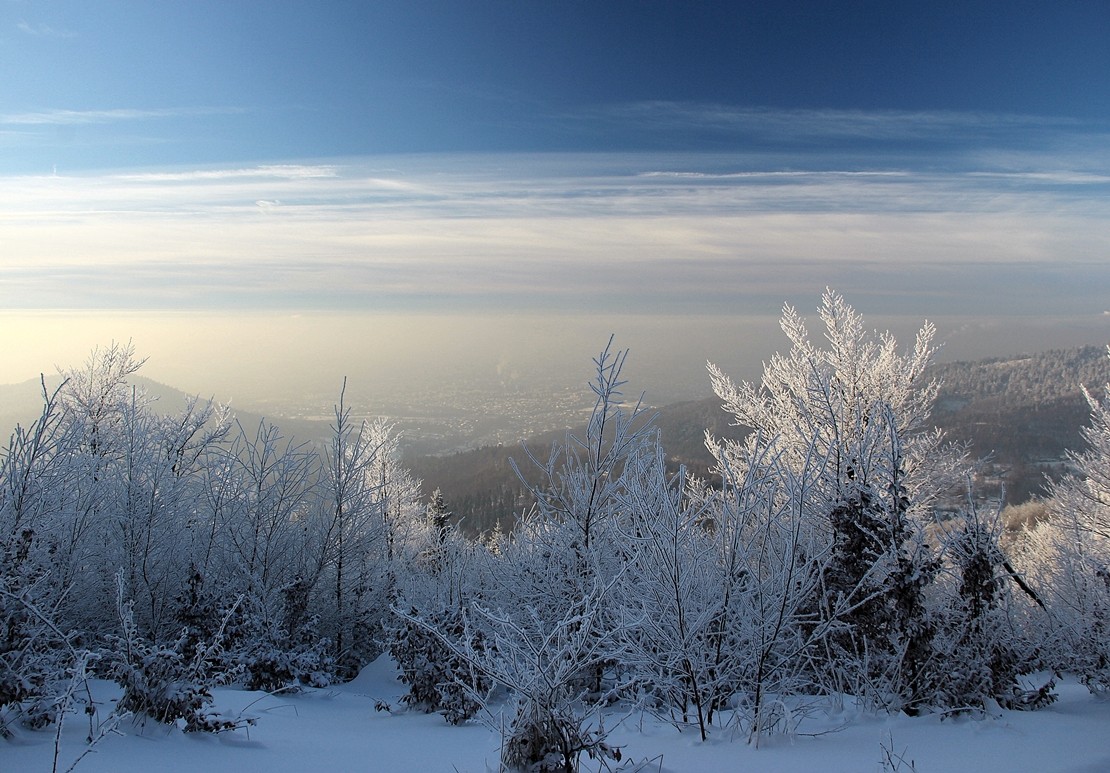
[3,294,1108,773]
[930,345,1110,407]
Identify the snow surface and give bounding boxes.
[5,657,1110,773]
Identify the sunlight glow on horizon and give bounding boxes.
[4,307,1108,414]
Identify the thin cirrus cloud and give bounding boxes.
[2,106,1109,318]
[112,165,341,183]
[585,102,1095,150]
[15,20,77,39]
[0,106,246,126]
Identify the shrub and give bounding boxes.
[104,580,250,733]
[390,606,489,725]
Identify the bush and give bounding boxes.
[502,698,621,773]
[240,619,333,693]
[239,578,335,693]
[390,606,490,725]
[104,581,250,733]
[0,533,70,733]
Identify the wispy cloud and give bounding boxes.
[587,103,1106,154]
[966,171,1110,185]
[16,20,77,39]
[2,146,1109,318]
[0,106,245,126]
[114,165,339,182]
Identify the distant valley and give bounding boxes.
[409,345,1110,534]
[2,344,1107,535]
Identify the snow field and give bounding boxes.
[7,657,1109,773]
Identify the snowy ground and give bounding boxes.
[5,658,1110,773]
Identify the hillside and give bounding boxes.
[0,375,334,449]
[408,345,1110,533]
[929,344,1110,501]
[406,396,747,535]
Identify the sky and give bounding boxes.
[2,1,1110,405]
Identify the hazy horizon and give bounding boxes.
[4,308,1108,414]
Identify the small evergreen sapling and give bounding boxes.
[390,605,490,725]
[104,578,252,733]
[936,499,1053,711]
[239,577,334,693]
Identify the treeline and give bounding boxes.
[929,345,1110,408]
[2,294,1108,773]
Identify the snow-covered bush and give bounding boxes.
[468,594,626,773]
[390,605,490,724]
[501,697,622,773]
[240,625,333,694]
[0,562,71,732]
[104,583,248,733]
[172,566,252,681]
[239,577,334,693]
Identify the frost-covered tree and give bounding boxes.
[513,337,655,555]
[0,382,79,731]
[196,418,331,691]
[1017,349,1110,693]
[98,388,229,639]
[711,436,839,741]
[315,382,389,674]
[315,385,425,674]
[616,445,724,740]
[427,488,452,543]
[1,346,235,730]
[387,488,488,724]
[44,342,231,639]
[401,341,650,766]
[708,289,951,510]
[1,344,450,727]
[57,341,147,464]
[708,291,954,712]
[490,338,657,694]
[214,420,317,603]
[363,418,428,580]
[612,439,828,742]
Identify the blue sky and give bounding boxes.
[2,1,1110,397]
[5,1,1110,164]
